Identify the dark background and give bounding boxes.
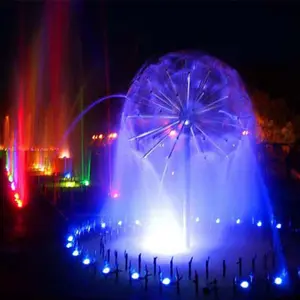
[0,0,300,121]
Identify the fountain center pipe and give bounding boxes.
[183,124,191,249]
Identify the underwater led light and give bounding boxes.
[240,280,249,289]
[83,180,90,186]
[67,235,74,242]
[274,277,283,285]
[131,272,139,280]
[162,277,171,285]
[82,257,91,265]
[66,242,73,249]
[102,266,111,274]
[72,249,80,257]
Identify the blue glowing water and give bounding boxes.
[111,52,261,223]
[64,51,285,265]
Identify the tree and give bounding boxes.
[251,90,296,144]
[281,122,295,144]
[292,114,300,140]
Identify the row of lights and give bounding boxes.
[73,214,284,237]
[102,217,282,229]
[2,147,60,152]
[239,275,283,289]
[65,233,285,292]
[6,168,23,208]
[92,133,118,140]
[195,217,282,229]
[65,234,172,285]
[100,219,141,229]
[74,217,282,233]
[69,219,137,237]
[95,217,282,231]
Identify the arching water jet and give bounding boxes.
[61,94,128,145]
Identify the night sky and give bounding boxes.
[1,0,300,119]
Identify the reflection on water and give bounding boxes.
[12,214,27,238]
[2,199,64,253]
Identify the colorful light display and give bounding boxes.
[4,164,23,208]
[92,133,118,141]
[4,2,74,206]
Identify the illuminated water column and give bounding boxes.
[87,149,91,184]
[16,80,26,206]
[4,116,10,148]
[8,3,74,206]
[25,36,40,149]
[46,1,70,153]
[2,116,10,171]
[13,25,25,206]
[80,87,85,181]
